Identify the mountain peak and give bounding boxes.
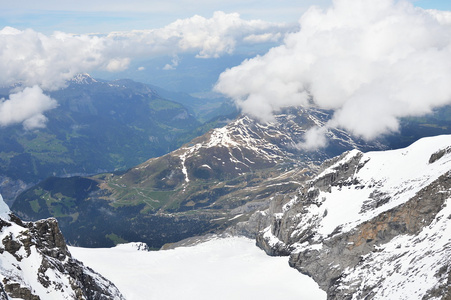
[70,73,97,85]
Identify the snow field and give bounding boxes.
[70,237,326,300]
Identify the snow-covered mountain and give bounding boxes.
[255,134,451,299]
[108,105,385,211]
[4,128,451,299]
[13,105,387,248]
[154,106,385,181]
[0,194,124,300]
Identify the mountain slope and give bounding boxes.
[255,134,451,299]
[0,194,124,300]
[0,74,201,204]
[12,106,386,248]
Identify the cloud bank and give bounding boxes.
[106,11,293,59]
[215,0,451,148]
[0,26,127,90]
[0,86,57,130]
[0,12,294,129]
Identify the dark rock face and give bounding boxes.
[3,282,40,300]
[0,214,125,300]
[429,146,451,164]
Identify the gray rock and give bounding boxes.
[255,147,451,299]
[0,214,125,300]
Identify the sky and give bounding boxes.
[0,0,450,34]
[1,0,451,146]
[0,0,329,34]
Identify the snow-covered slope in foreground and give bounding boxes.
[257,134,451,299]
[70,237,326,300]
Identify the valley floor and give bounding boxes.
[70,237,326,300]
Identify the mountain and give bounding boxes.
[5,134,450,299]
[0,74,210,204]
[0,194,124,300]
[145,84,238,123]
[11,106,387,248]
[253,134,451,299]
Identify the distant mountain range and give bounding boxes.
[0,74,237,204]
[3,73,451,248]
[8,106,403,248]
[1,72,450,297]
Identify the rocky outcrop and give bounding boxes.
[0,212,125,300]
[289,171,451,297]
[255,136,451,299]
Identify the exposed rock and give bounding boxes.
[429,146,451,164]
[2,233,23,260]
[291,172,451,295]
[254,136,451,299]
[0,213,125,300]
[3,281,40,300]
[0,282,8,300]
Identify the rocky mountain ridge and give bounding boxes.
[252,134,451,299]
[0,195,124,300]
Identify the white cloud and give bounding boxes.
[215,0,451,146]
[105,57,131,72]
[22,114,48,130]
[0,86,57,130]
[299,126,329,150]
[0,12,293,87]
[107,11,295,59]
[243,32,282,43]
[0,12,294,129]
[163,55,180,70]
[0,27,128,90]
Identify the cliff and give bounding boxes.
[0,194,124,300]
[254,135,451,299]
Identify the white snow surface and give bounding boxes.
[311,135,451,237]
[70,237,326,300]
[0,193,10,219]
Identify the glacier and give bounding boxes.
[70,237,326,300]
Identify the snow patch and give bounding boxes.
[0,193,10,219]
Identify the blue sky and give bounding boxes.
[1,0,449,34]
[414,0,451,10]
